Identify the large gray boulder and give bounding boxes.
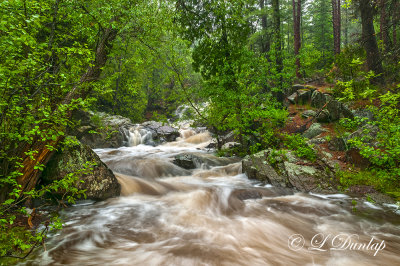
[242,151,287,187]
[303,123,326,139]
[69,110,133,148]
[297,89,312,104]
[316,109,331,123]
[345,124,379,145]
[311,90,327,109]
[344,124,380,168]
[326,96,342,121]
[242,149,338,193]
[142,121,180,142]
[41,138,121,201]
[310,92,354,122]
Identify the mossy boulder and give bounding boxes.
[69,110,133,148]
[242,149,339,193]
[41,139,120,201]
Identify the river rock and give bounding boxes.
[69,110,133,148]
[303,123,326,139]
[222,142,241,150]
[142,121,180,142]
[242,150,288,187]
[41,138,120,201]
[173,152,239,170]
[242,149,338,193]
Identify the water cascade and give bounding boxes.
[28,127,400,266]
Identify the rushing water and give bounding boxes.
[29,130,400,266]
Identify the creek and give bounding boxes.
[29,128,400,265]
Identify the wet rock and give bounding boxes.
[303,123,326,139]
[230,189,263,201]
[173,154,198,169]
[283,162,331,192]
[205,140,217,149]
[107,157,190,178]
[287,92,298,104]
[345,124,379,145]
[142,121,180,142]
[292,84,306,91]
[316,109,331,123]
[343,124,380,168]
[284,84,303,97]
[326,96,342,121]
[222,142,241,150]
[353,109,375,122]
[69,110,133,148]
[297,89,312,104]
[230,187,293,201]
[41,138,120,201]
[242,150,287,187]
[302,110,316,118]
[242,149,338,193]
[311,90,327,108]
[194,127,208,134]
[341,103,355,119]
[308,137,327,145]
[328,137,347,151]
[222,131,239,144]
[173,152,238,170]
[304,85,317,92]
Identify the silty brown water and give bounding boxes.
[29,130,400,266]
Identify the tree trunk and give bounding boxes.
[344,4,349,47]
[359,0,384,84]
[332,0,341,54]
[380,0,388,51]
[15,26,118,197]
[259,0,270,54]
[393,1,398,48]
[292,0,302,78]
[272,0,283,93]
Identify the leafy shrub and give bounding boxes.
[333,44,366,81]
[267,149,287,166]
[344,91,400,194]
[338,117,369,131]
[283,133,316,162]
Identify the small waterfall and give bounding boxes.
[33,122,400,266]
[126,125,154,147]
[128,128,142,146]
[179,128,196,139]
